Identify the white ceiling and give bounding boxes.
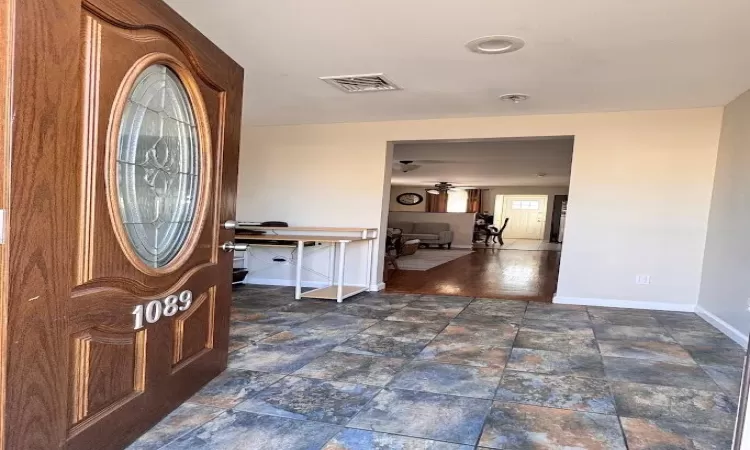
[392,138,573,187]
[165,0,750,126]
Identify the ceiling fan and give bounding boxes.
[426,182,455,195]
[424,181,479,194]
[395,160,421,173]
[393,159,471,173]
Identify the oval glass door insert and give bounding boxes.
[115,64,201,269]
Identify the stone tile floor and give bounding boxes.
[130,285,745,449]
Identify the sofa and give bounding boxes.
[388,221,454,249]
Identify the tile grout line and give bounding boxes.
[379,294,464,391]
[223,371,721,447]
[339,424,480,448]
[157,289,306,449]
[151,406,230,450]
[588,305,633,450]
[224,301,413,450]
[471,299,528,448]
[659,312,732,395]
[491,397,620,418]
[360,295,497,449]
[300,293,441,448]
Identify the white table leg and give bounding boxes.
[336,241,347,302]
[295,241,304,300]
[365,239,373,291]
[328,243,336,286]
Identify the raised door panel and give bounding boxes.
[70,330,146,427]
[172,288,215,368]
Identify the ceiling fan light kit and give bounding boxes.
[397,160,422,173]
[426,182,456,194]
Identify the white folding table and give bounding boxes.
[235,227,377,303]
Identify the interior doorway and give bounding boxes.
[383,137,573,301]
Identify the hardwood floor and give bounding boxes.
[385,248,560,302]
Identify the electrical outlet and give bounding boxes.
[635,274,651,285]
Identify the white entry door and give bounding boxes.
[501,195,548,239]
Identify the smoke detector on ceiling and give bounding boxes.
[320,73,401,93]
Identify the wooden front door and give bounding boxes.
[0,0,243,448]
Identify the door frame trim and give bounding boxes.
[0,0,13,446]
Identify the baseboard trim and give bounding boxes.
[695,305,749,348]
[553,296,696,312]
[369,282,386,292]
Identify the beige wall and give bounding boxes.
[389,185,428,212]
[240,108,723,307]
[388,212,476,248]
[698,90,750,345]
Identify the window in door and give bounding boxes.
[116,64,202,270]
[511,200,540,210]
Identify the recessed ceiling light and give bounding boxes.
[499,93,530,103]
[466,35,525,55]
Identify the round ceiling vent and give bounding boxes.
[466,35,525,54]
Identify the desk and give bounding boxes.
[235,227,377,302]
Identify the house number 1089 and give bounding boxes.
[133,290,193,330]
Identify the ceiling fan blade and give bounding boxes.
[412,160,473,165]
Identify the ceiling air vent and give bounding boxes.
[320,73,401,93]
